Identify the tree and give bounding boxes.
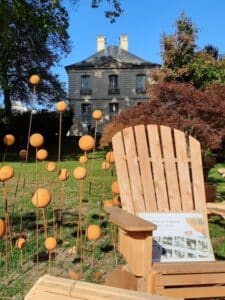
[203,44,219,60]
[0,0,123,116]
[154,13,225,89]
[89,0,123,23]
[70,0,123,23]
[157,12,197,83]
[188,52,225,88]
[101,82,225,153]
[0,0,70,116]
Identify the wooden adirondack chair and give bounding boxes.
[105,124,225,299]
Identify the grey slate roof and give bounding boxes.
[65,45,160,70]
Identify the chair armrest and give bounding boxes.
[105,206,157,232]
[207,201,225,217]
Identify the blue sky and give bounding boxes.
[55,0,225,87]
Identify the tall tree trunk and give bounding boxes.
[3,88,11,116]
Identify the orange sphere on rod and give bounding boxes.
[78,135,95,152]
[111,181,120,194]
[58,168,69,181]
[32,188,51,208]
[30,133,44,148]
[86,225,101,241]
[0,165,14,181]
[79,155,88,164]
[112,195,121,206]
[16,238,26,249]
[56,101,67,112]
[101,161,110,170]
[3,134,15,146]
[44,237,57,251]
[0,219,6,238]
[106,151,115,164]
[92,110,103,121]
[29,74,40,85]
[69,271,80,280]
[19,149,27,160]
[36,149,48,161]
[73,166,87,180]
[103,199,114,209]
[46,161,57,172]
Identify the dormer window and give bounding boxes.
[80,75,92,95]
[136,74,146,94]
[108,75,120,95]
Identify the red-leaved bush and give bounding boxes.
[100,82,225,152]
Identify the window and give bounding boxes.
[136,74,146,94]
[108,75,120,94]
[109,103,119,119]
[81,103,92,132]
[80,75,92,95]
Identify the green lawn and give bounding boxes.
[0,144,122,299]
[206,164,225,259]
[1,140,225,299]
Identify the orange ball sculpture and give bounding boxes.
[16,238,26,249]
[103,199,114,209]
[46,162,57,172]
[86,225,101,241]
[19,149,27,160]
[92,110,103,121]
[29,74,40,85]
[0,165,14,181]
[58,168,69,181]
[36,149,48,161]
[3,134,15,146]
[56,100,67,112]
[106,151,115,164]
[69,271,80,280]
[112,195,121,206]
[101,161,110,170]
[79,155,88,164]
[0,219,6,238]
[32,188,51,208]
[78,135,95,152]
[111,181,120,194]
[73,167,87,180]
[30,133,44,148]
[44,237,57,251]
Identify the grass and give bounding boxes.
[207,164,225,259]
[0,139,123,299]
[1,138,225,299]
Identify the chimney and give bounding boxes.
[119,35,128,51]
[97,35,106,52]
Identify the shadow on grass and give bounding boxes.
[32,251,56,262]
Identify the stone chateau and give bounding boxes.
[65,35,160,135]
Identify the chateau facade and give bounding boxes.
[65,35,160,135]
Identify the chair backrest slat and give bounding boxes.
[174,129,194,211]
[160,126,182,211]
[112,131,134,213]
[134,125,157,211]
[189,135,207,211]
[122,127,146,213]
[147,125,169,212]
